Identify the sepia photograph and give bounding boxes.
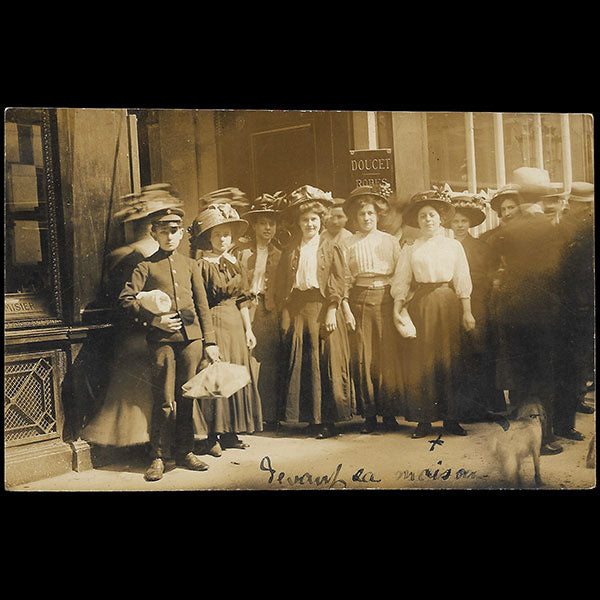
[4,107,596,492]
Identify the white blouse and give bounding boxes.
[294,234,320,291]
[250,246,269,294]
[341,229,400,281]
[390,230,472,302]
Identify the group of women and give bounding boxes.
[83,173,592,455]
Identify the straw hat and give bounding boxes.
[188,203,248,242]
[402,185,456,228]
[449,193,487,227]
[343,183,391,217]
[490,184,522,214]
[243,192,285,220]
[285,185,334,212]
[510,167,568,199]
[115,183,184,222]
[568,181,594,203]
[198,187,250,212]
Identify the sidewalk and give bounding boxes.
[8,393,595,492]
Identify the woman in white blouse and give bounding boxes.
[391,191,476,438]
[274,185,355,439]
[339,186,404,434]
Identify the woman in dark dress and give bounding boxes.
[188,202,262,456]
[391,190,475,438]
[275,185,355,439]
[234,193,283,428]
[448,193,506,421]
[339,185,404,433]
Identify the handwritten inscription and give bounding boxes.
[396,461,478,481]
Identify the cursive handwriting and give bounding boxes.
[396,460,478,481]
[259,456,382,489]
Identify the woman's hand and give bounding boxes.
[393,299,404,323]
[341,300,356,331]
[325,306,337,332]
[280,307,291,335]
[246,328,257,351]
[462,311,476,332]
[204,344,221,363]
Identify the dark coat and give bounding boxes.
[233,241,282,312]
[274,235,345,310]
[119,248,216,345]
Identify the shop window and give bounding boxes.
[473,112,496,190]
[502,113,539,179]
[427,112,468,190]
[4,108,63,327]
[541,113,563,182]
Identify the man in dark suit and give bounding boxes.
[120,205,220,481]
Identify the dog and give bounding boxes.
[487,400,544,487]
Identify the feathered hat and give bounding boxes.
[402,183,456,228]
[114,183,184,223]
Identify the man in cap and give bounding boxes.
[119,203,221,481]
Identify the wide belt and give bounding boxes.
[354,275,391,289]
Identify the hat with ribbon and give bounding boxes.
[344,181,393,217]
[509,167,568,199]
[114,183,184,223]
[568,181,594,203]
[449,191,488,227]
[402,183,456,228]
[243,191,286,220]
[285,185,334,212]
[490,183,523,214]
[188,202,248,242]
[198,187,250,212]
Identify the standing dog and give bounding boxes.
[487,400,544,487]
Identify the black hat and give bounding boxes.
[243,191,285,219]
[344,183,391,217]
[285,185,334,212]
[490,184,523,214]
[402,186,455,228]
[198,187,250,212]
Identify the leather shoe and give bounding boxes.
[206,441,223,457]
[555,428,585,441]
[177,453,209,471]
[360,417,377,434]
[443,421,468,436]
[144,458,165,481]
[577,403,595,414]
[411,423,432,439]
[316,425,338,439]
[219,434,249,449]
[382,417,401,431]
[540,442,563,456]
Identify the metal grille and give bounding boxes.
[5,357,57,443]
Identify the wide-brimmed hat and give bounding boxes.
[568,181,594,203]
[285,185,334,212]
[344,183,391,216]
[188,202,248,241]
[509,167,568,199]
[449,193,487,227]
[198,187,250,212]
[402,185,456,228]
[115,183,184,223]
[490,184,522,214]
[243,192,285,220]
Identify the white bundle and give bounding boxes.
[393,307,416,339]
[135,289,172,315]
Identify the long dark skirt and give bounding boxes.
[455,290,506,421]
[280,289,355,425]
[198,299,263,434]
[348,285,404,418]
[401,283,462,423]
[249,295,281,423]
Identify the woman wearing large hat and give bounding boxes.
[274,185,355,439]
[448,192,507,420]
[391,188,475,438]
[82,184,182,448]
[233,193,284,427]
[188,201,263,455]
[338,184,404,433]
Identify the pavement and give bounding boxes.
[7,391,596,493]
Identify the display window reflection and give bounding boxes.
[5,108,60,323]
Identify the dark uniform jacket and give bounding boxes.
[233,241,282,312]
[274,235,346,310]
[119,248,216,345]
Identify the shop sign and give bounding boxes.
[5,293,51,320]
[349,148,394,190]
